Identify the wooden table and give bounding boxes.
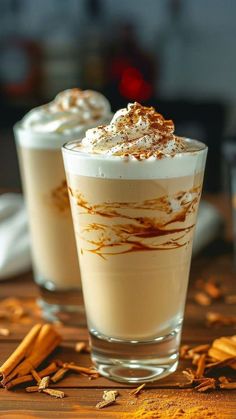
[0,195,236,418]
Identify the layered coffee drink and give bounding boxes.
[15,89,112,296]
[63,102,207,381]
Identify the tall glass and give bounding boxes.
[62,139,207,382]
[14,125,84,323]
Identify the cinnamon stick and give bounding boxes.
[213,337,236,357]
[31,369,41,384]
[5,374,34,390]
[219,382,236,390]
[37,362,58,377]
[5,324,61,382]
[206,357,236,372]
[51,367,68,383]
[5,362,58,390]
[62,362,98,376]
[0,323,42,383]
[43,388,65,398]
[189,344,210,355]
[208,337,236,369]
[196,354,206,378]
[129,383,146,396]
[208,347,230,361]
[195,378,216,392]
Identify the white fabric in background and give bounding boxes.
[193,201,223,255]
[0,193,31,279]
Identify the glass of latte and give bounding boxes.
[14,88,112,322]
[62,102,207,381]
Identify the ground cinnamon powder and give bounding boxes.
[120,392,219,419]
[121,404,216,418]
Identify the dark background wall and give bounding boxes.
[0,0,235,191]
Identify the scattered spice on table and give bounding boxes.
[2,322,236,412]
[96,390,119,409]
[0,328,10,336]
[0,323,100,399]
[180,334,236,392]
[206,311,236,327]
[42,388,65,399]
[75,341,90,353]
[194,292,211,306]
[0,297,41,324]
[121,393,219,418]
[194,277,223,307]
[129,383,146,396]
[225,294,236,305]
[38,375,50,391]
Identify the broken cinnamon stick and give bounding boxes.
[195,378,216,392]
[38,376,50,391]
[43,388,65,398]
[194,292,211,306]
[62,362,98,376]
[51,367,68,383]
[219,382,236,390]
[129,383,146,396]
[31,369,41,384]
[196,354,206,378]
[5,362,58,390]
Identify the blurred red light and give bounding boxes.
[119,66,152,101]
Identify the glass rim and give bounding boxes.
[62,137,208,160]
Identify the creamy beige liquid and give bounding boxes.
[66,171,203,340]
[18,146,81,290]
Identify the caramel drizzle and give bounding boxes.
[81,222,194,259]
[69,186,201,257]
[50,180,70,213]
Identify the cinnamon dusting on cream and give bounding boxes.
[79,102,187,159]
[21,88,111,134]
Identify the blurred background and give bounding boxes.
[0,0,236,192]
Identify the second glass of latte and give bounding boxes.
[62,102,207,382]
[14,88,112,322]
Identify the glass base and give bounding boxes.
[37,295,85,326]
[90,325,181,383]
[34,271,86,325]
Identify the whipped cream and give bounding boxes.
[80,102,187,159]
[21,89,111,135]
